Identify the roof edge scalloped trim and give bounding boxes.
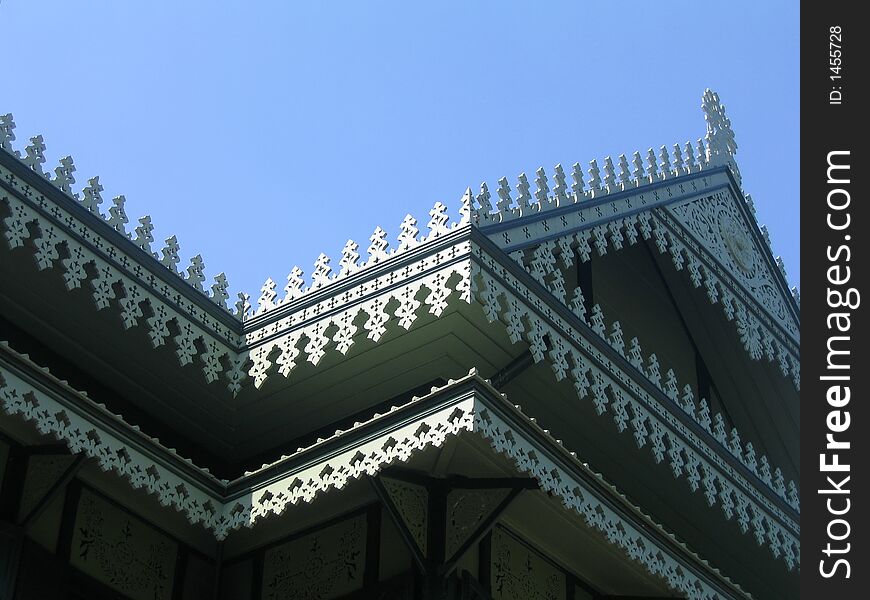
[0,353,755,599]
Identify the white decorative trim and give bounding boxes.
[0,356,753,598]
[0,357,227,535]
[244,243,473,388]
[470,252,799,569]
[1,177,242,392]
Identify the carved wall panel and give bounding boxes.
[666,191,798,341]
[18,453,75,521]
[381,477,429,555]
[446,488,510,558]
[491,526,565,600]
[262,513,366,600]
[69,488,178,600]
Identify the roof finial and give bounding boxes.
[0,113,17,154]
[702,89,738,159]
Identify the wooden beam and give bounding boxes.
[19,453,85,530]
[369,476,428,575]
[441,486,524,577]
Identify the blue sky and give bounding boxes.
[3,1,800,298]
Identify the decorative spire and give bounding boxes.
[628,337,644,370]
[496,177,513,212]
[476,182,493,214]
[603,157,616,191]
[106,195,129,234]
[311,254,333,289]
[52,156,77,196]
[702,89,737,158]
[81,176,104,214]
[658,145,671,178]
[259,278,278,312]
[631,151,644,183]
[367,226,390,263]
[552,164,568,205]
[427,202,450,237]
[160,235,181,273]
[284,266,305,299]
[587,159,602,194]
[685,142,696,171]
[534,167,549,207]
[672,143,685,174]
[186,255,206,291]
[570,162,585,198]
[22,135,47,175]
[339,239,360,276]
[235,292,251,319]
[133,216,155,254]
[515,173,532,209]
[608,320,625,355]
[397,214,419,251]
[211,273,230,308]
[646,353,661,387]
[645,148,658,181]
[0,113,16,153]
[459,187,473,225]
[617,155,631,188]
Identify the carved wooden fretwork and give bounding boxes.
[664,190,798,341]
[491,526,565,600]
[70,488,177,600]
[17,453,76,521]
[446,487,511,559]
[262,514,366,600]
[470,256,799,569]
[0,352,767,597]
[382,477,429,555]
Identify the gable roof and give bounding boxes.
[0,91,800,579]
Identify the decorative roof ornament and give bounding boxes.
[496,177,513,212]
[659,146,671,179]
[51,156,77,196]
[587,160,602,195]
[673,143,685,175]
[570,162,585,198]
[367,227,390,263]
[22,135,47,175]
[211,273,230,308]
[81,176,104,214]
[235,292,251,319]
[631,152,644,184]
[397,214,419,252]
[426,202,450,238]
[515,173,532,211]
[645,149,658,182]
[284,266,305,299]
[475,182,493,215]
[459,187,473,225]
[106,195,129,234]
[0,113,17,154]
[534,167,549,208]
[311,253,333,289]
[339,239,361,276]
[603,157,616,192]
[258,278,278,313]
[160,235,181,273]
[186,255,206,291]
[618,155,631,189]
[552,164,568,205]
[133,215,155,254]
[702,88,738,159]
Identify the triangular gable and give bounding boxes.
[663,188,799,343]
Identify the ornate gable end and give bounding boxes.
[662,188,799,346]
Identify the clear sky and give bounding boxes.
[2,1,800,300]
